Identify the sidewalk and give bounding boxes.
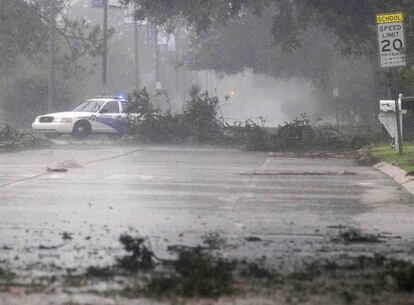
[374,162,414,196]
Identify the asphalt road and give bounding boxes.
[0,143,413,276]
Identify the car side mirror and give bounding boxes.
[100,109,109,114]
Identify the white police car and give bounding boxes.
[32,96,133,139]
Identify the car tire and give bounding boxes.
[72,121,91,139]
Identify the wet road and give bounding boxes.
[0,143,413,275]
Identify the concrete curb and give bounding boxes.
[373,162,414,196]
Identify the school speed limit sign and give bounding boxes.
[376,12,406,68]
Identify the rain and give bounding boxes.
[1,1,414,304]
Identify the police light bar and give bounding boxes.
[93,96,126,100]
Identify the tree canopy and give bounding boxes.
[0,0,104,76]
[0,0,46,68]
[0,0,106,125]
[127,0,414,57]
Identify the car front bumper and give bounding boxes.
[32,122,74,134]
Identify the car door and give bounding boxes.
[96,101,126,133]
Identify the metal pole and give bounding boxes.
[182,67,186,100]
[393,69,403,155]
[208,71,211,93]
[48,0,56,112]
[205,71,208,92]
[102,0,108,95]
[134,20,140,91]
[155,26,160,83]
[213,71,217,95]
[181,45,187,100]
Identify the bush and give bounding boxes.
[127,89,186,143]
[127,87,223,144]
[132,112,186,144]
[126,88,153,115]
[126,88,375,152]
[223,114,372,152]
[0,124,50,152]
[387,259,414,291]
[116,234,155,272]
[182,86,223,143]
[224,119,274,151]
[274,114,316,151]
[147,247,236,297]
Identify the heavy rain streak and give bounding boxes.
[0,1,414,304]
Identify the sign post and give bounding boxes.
[376,12,406,155]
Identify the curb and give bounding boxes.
[373,162,414,196]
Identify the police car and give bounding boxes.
[32,96,133,139]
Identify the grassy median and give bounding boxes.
[372,142,414,172]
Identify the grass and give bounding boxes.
[371,142,414,172]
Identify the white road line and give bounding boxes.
[0,148,142,188]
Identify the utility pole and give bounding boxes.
[48,0,56,113]
[134,19,140,91]
[102,0,108,95]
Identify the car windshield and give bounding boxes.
[72,100,106,112]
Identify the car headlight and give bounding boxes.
[54,117,73,123]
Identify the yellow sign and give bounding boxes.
[376,12,404,24]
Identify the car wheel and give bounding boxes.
[72,121,91,139]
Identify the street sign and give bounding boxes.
[376,12,406,68]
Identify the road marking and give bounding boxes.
[359,182,375,186]
[0,173,50,188]
[0,148,142,188]
[83,148,142,165]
